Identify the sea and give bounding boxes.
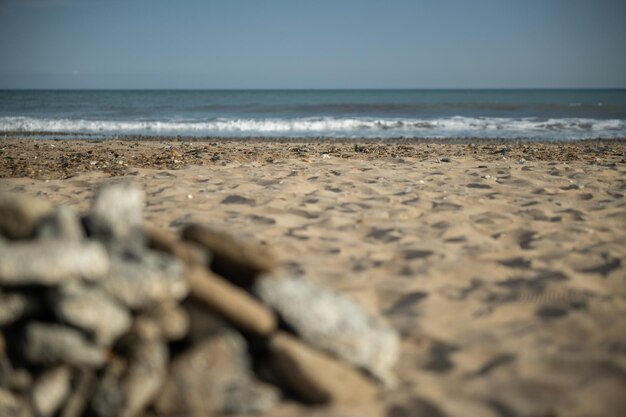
[1,89,625,140]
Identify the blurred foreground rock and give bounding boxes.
[0,184,398,416]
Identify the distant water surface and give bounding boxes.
[1,89,625,139]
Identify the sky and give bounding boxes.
[0,0,625,89]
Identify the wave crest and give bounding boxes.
[1,116,624,139]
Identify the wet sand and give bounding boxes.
[1,138,626,417]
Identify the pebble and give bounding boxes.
[0,241,109,286]
[52,284,132,346]
[118,338,168,417]
[182,224,276,287]
[88,182,145,251]
[0,292,32,326]
[155,332,279,416]
[255,276,399,386]
[270,332,378,404]
[144,301,189,341]
[102,252,187,310]
[185,265,277,336]
[0,193,51,239]
[0,388,31,417]
[31,367,71,417]
[37,206,85,241]
[23,323,107,367]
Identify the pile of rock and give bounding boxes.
[0,182,399,417]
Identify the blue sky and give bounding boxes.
[0,0,625,89]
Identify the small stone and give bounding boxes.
[182,224,276,287]
[90,359,125,417]
[185,265,277,336]
[269,332,378,404]
[31,367,71,417]
[23,323,107,367]
[0,388,31,417]
[0,241,109,286]
[102,252,187,310]
[88,182,145,251]
[440,157,452,163]
[37,206,85,241]
[144,227,209,265]
[0,193,51,239]
[53,285,132,346]
[155,332,279,416]
[0,292,34,326]
[59,369,96,417]
[255,277,399,386]
[145,301,189,341]
[118,338,168,417]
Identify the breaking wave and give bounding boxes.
[1,116,625,139]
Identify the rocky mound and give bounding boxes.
[0,182,399,417]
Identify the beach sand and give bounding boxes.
[1,138,626,417]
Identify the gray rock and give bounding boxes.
[88,182,145,251]
[101,252,187,310]
[59,369,96,417]
[0,193,51,239]
[118,337,168,417]
[145,301,189,341]
[0,388,31,417]
[90,359,125,417]
[31,367,71,417]
[23,323,107,367]
[37,206,85,241]
[53,284,132,346]
[254,277,399,386]
[0,241,109,286]
[0,292,34,326]
[91,325,168,417]
[154,332,279,416]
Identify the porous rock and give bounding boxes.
[186,265,276,336]
[269,332,378,404]
[88,182,145,251]
[31,367,71,417]
[0,241,109,286]
[155,331,279,416]
[102,252,187,310]
[90,358,125,417]
[0,388,31,417]
[52,284,132,346]
[255,276,399,386]
[118,337,168,417]
[182,224,276,286]
[0,193,51,239]
[0,292,33,326]
[59,369,96,417]
[37,206,85,241]
[144,301,189,341]
[23,323,107,367]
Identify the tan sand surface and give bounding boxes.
[1,139,626,416]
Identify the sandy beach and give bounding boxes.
[1,137,626,417]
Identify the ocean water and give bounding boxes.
[1,89,625,140]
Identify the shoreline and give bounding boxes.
[2,130,626,143]
[1,137,625,180]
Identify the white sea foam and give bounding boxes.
[1,116,624,139]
